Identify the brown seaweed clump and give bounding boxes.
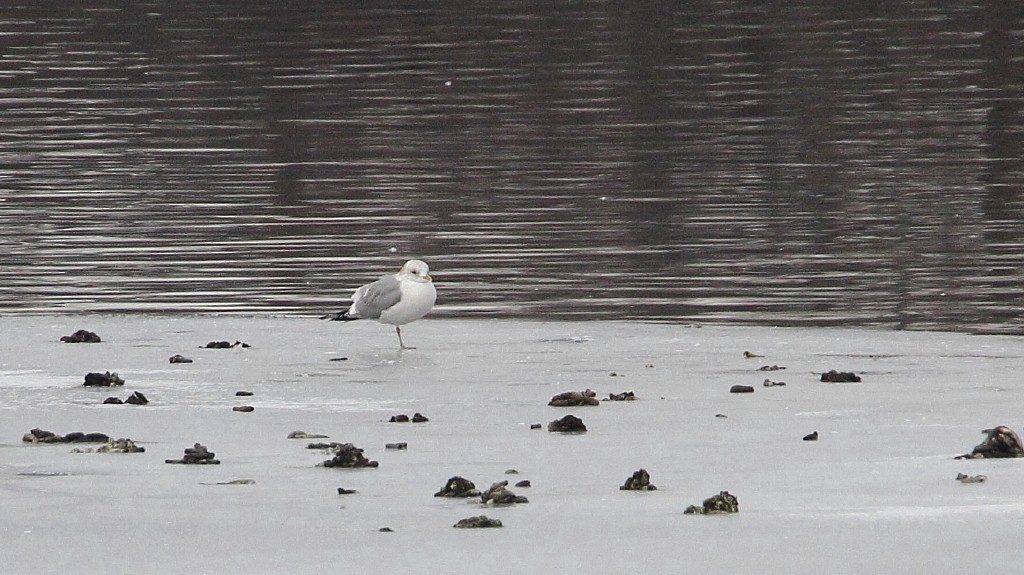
[72,438,145,454]
[684,491,739,515]
[165,443,220,465]
[820,370,861,383]
[83,371,124,387]
[318,443,378,468]
[434,476,480,498]
[480,481,529,505]
[204,340,250,349]
[548,390,599,407]
[454,515,503,528]
[620,468,656,491]
[605,391,636,401]
[61,329,101,343]
[548,414,587,433]
[955,426,1024,459]
[288,431,329,439]
[389,413,429,423]
[23,428,110,444]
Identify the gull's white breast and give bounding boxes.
[378,279,436,326]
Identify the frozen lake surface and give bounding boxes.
[2,315,1023,574]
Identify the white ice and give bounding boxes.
[1,316,1022,574]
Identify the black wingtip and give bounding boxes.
[320,311,357,321]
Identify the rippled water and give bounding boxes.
[1,2,1022,332]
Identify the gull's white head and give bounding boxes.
[400,259,432,282]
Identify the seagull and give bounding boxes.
[322,260,437,350]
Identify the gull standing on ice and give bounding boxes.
[322,260,436,350]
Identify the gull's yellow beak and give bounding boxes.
[424,274,432,282]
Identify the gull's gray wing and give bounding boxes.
[351,274,403,319]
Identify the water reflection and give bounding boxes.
[0,2,1021,333]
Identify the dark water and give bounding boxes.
[1,2,1022,332]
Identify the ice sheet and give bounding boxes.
[1,316,1022,574]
